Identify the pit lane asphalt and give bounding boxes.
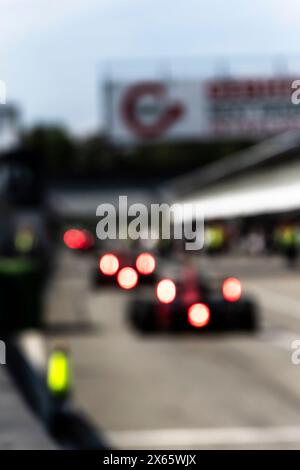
[45,251,300,449]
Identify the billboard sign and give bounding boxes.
[105,78,300,144]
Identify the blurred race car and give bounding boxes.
[127,265,258,333]
[92,250,158,287]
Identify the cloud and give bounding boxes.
[0,0,102,46]
[1,0,300,132]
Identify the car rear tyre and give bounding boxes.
[127,300,157,333]
[239,300,258,332]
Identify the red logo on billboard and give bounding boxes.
[121,82,184,139]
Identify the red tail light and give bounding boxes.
[99,253,119,276]
[82,230,94,249]
[64,229,86,250]
[117,267,138,290]
[136,253,156,275]
[222,277,242,302]
[188,303,210,328]
[156,279,176,304]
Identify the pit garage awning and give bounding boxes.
[176,158,300,220]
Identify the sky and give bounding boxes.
[1,0,300,134]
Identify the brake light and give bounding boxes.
[117,267,138,290]
[188,303,210,328]
[222,277,242,302]
[64,229,86,250]
[156,279,176,304]
[99,253,119,276]
[82,230,94,249]
[136,253,156,275]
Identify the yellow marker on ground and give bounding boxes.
[47,350,72,397]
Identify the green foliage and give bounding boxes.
[23,126,75,175]
[22,125,253,180]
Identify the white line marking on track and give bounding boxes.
[107,426,300,448]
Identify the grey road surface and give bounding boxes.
[45,251,300,449]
